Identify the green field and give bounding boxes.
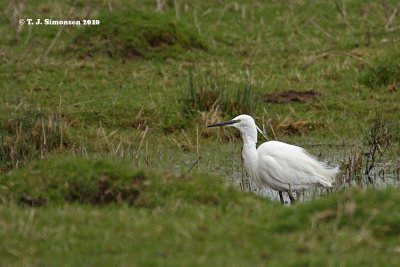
[1,0,400,266]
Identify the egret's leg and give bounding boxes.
[287,191,296,204]
[278,191,284,205]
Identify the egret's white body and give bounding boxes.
[209,114,339,203]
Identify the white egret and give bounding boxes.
[208,114,339,204]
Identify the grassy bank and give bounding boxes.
[1,157,400,266]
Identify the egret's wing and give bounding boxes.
[257,141,337,188]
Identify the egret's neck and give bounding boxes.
[239,126,258,147]
[240,131,259,179]
[241,137,257,165]
[242,134,257,146]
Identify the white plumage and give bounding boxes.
[208,114,339,204]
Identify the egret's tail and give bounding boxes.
[302,148,340,188]
[318,165,340,188]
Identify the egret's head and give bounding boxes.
[208,114,259,144]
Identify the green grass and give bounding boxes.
[1,157,400,266]
[1,0,400,265]
[72,9,206,60]
[359,53,400,88]
[0,157,245,208]
[1,0,399,143]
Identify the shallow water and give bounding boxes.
[132,139,399,204]
[228,163,400,204]
[205,142,400,204]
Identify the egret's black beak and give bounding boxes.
[208,119,239,128]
